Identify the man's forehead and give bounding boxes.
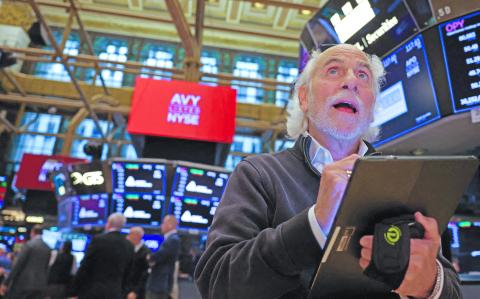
[318,46,370,67]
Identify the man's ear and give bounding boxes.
[298,85,308,113]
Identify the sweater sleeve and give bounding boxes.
[194,160,322,299]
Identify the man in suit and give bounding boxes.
[73,213,134,299]
[195,44,461,298]
[126,226,151,299]
[1,225,51,299]
[146,215,180,299]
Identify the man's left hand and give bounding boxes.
[359,212,441,298]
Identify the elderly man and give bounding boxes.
[194,44,461,299]
[72,213,134,299]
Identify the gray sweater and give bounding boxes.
[194,136,461,299]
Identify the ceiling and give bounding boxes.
[35,0,327,57]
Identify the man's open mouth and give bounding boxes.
[333,102,358,114]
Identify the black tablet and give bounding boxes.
[309,155,479,299]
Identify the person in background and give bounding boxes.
[146,215,180,299]
[195,44,461,299]
[0,244,12,285]
[1,225,51,299]
[45,240,77,299]
[126,226,151,299]
[72,213,134,299]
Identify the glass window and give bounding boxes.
[232,55,265,103]
[200,49,220,85]
[275,139,295,152]
[276,60,298,107]
[8,112,62,164]
[230,135,261,154]
[34,33,81,81]
[224,155,243,171]
[87,37,129,87]
[139,44,175,80]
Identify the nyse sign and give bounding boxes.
[71,171,104,186]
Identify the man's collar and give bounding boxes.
[134,240,144,252]
[164,230,177,239]
[304,132,369,174]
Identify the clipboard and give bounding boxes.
[308,155,479,299]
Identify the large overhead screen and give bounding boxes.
[372,34,441,145]
[439,10,480,113]
[169,163,230,231]
[310,0,418,56]
[111,161,167,227]
[71,193,109,227]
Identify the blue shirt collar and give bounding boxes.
[304,132,369,174]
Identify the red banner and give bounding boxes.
[16,154,86,190]
[127,78,237,143]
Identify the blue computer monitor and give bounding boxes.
[169,162,230,231]
[71,193,109,227]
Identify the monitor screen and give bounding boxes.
[431,0,480,22]
[448,219,480,279]
[111,193,165,227]
[0,176,7,209]
[169,163,230,231]
[439,10,480,113]
[68,162,110,195]
[143,234,164,253]
[111,161,167,195]
[71,193,109,227]
[372,34,441,145]
[311,0,418,56]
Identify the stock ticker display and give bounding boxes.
[0,176,7,209]
[439,10,480,113]
[111,162,167,226]
[373,34,440,145]
[170,165,230,230]
[71,193,109,227]
[448,220,480,275]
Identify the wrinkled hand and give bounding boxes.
[314,154,359,233]
[127,292,137,299]
[359,212,440,298]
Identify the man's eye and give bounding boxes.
[358,72,369,80]
[327,68,338,75]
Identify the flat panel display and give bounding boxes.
[128,78,237,143]
[448,219,480,280]
[169,163,230,231]
[143,234,164,253]
[431,0,480,22]
[111,193,165,227]
[68,162,110,195]
[111,161,167,195]
[311,0,418,56]
[372,34,441,145]
[0,176,7,209]
[439,11,480,113]
[71,193,109,227]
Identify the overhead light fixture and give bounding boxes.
[253,2,265,9]
[27,21,49,47]
[0,50,17,69]
[300,9,312,16]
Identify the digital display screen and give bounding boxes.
[372,34,441,145]
[143,234,164,253]
[439,10,480,113]
[0,176,7,209]
[57,198,72,228]
[111,193,165,227]
[112,162,167,195]
[448,220,480,276]
[68,162,109,195]
[312,0,418,56]
[128,78,237,143]
[170,164,230,231]
[431,0,480,22]
[71,193,109,227]
[0,235,15,251]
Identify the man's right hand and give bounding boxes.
[314,154,360,233]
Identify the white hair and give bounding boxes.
[108,213,127,230]
[286,45,385,142]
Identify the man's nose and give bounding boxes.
[341,70,358,93]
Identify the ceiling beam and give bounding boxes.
[195,0,205,46]
[164,0,199,58]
